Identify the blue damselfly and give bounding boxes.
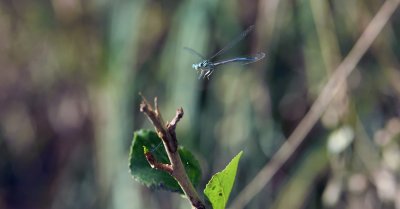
[185,25,265,79]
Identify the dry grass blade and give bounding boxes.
[229,0,400,208]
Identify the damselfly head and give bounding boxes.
[192,63,199,70]
[192,61,206,70]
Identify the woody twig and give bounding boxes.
[139,95,205,209]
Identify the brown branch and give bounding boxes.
[144,148,173,173]
[139,95,205,209]
[140,97,175,152]
[166,107,184,149]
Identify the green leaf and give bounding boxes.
[129,129,201,194]
[204,151,243,209]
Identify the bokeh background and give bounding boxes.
[1,0,400,209]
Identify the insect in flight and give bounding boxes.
[185,25,266,79]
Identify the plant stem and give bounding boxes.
[139,95,205,209]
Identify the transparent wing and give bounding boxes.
[183,47,206,60]
[209,25,255,60]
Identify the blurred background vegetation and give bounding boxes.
[0,0,400,209]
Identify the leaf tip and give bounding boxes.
[143,146,150,154]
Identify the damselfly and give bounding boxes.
[185,25,266,79]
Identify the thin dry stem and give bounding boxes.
[139,95,205,209]
[144,150,173,173]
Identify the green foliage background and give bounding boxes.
[0,0,399,209]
